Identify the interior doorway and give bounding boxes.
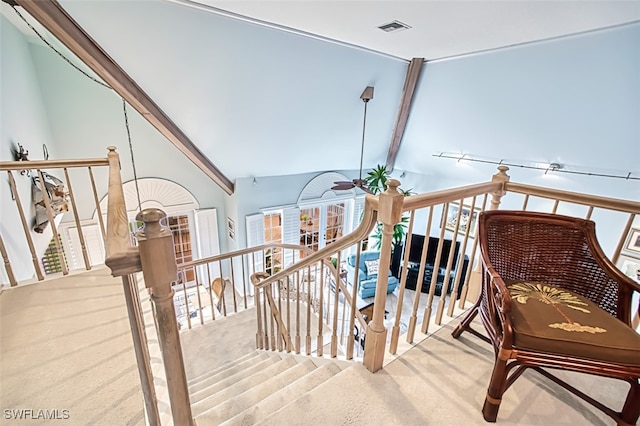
[299,201,345,255]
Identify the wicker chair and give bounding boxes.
[452,210,640,424]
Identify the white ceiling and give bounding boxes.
[191,0,640,61]
[2,1,639,199]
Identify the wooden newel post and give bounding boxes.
[489,166,510,211]
[363,179,404,373]
[466,166,512,303]
[136,208,194,426]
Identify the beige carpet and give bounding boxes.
[0,268,145,425]
[256,318,626,426]
[178,301,627,426]
[2,269,628,426]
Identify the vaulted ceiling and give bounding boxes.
[3,0,639,198]
[197,1,640,60]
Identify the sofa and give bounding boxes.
[345,251,399,299]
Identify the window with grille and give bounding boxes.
[168,215,194,284]
[264,213,282,276]
[42,236,68,275]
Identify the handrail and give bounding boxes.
[248,172,640,369]
[100,148,159,424]
[0,158,109,170]
[402,182,502,211]
[0,148,163,424]
[249,253,369,327]
[178,243,314,269]
[0,154,113,284]
[180,241,364,306]
[252,194,379,290]
[104,147,142,276]
[504,182,640,213]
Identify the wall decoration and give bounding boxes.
[617,256,640,281]
[623,227,640,259]
[442,202,480,237]
[227,217,235,233]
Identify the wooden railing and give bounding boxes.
[252,167,640,372]
[3,150,637,421]
[0,153,109,286]
[250,192,381,361]
[171,243,315,330]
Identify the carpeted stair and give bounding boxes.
[181,302,353,426]
[189,350,351,425]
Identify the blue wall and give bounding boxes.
[399,22,640,201]
[1,16,62,281]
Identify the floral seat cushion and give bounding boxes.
[505,280,640,366]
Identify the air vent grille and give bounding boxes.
[378,20,411,33]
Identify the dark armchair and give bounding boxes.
[452,210,640,424]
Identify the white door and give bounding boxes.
[64,224,105,270]
[299,201,347,254]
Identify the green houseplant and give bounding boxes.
[365,164,412,251]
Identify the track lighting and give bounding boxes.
[433,153,638,181]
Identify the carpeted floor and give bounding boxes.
[1,269,630,426]
[256,316,627,425]
[178,296,627,426]
[0,268,145,425]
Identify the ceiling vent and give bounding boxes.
[377,20,412,33]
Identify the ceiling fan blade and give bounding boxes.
[354,180,374,194]
[331,181,356,191]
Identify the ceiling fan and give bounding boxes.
[331,86,374,194]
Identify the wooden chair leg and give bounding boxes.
[452,301,480,338]
[620,378,640,425]
[482,356,509,422]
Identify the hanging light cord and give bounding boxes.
[12,6,112,91]
[122,100,142,211]
[358,100,368,182]
[12,5,144,210]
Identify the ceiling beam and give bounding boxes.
[385,57,424,171]
[12,0,235,195]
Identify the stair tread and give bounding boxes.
[192,357,299,415]
[256,363,359,425]
[195,358,318,423]
[181,308,258,379]
[188,351,267,386]
[219,361,344,426]
[190,354,284,403]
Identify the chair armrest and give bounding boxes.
[590,251,640,325]
[481,257,517,349]
[485,264,512,314]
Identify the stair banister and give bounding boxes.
[136,208,195,426]
[253,195,379,290]
[103,147,160,426]
[250,195,379,358]
[489,165,510,211]
[363,179,404,372]
[105,147,141,274]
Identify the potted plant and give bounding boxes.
[300,214,312,225]
[365,164,412,277]
[365,164,413,197]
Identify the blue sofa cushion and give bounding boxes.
[346,251,398,298]
[347,251,389,275]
